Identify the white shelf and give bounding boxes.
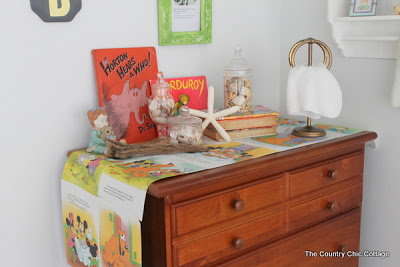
[328,0,400,107]
[332,15,400,22]
[341,36,400,41]
[328,0,400,59]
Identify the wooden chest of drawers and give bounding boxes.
[142,131,377,266]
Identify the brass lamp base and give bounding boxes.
[292,125,326,138]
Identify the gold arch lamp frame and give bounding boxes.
[288,38,333,138]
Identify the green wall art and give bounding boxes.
[158,0,212,46]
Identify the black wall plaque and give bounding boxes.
[31,0,82,22]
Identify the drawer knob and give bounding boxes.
[327,170,339,180]
[327,202,338,211]
[232,199,245,212]
[232,237,245,250]
[338,245,348,253]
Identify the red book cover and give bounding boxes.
[92,47,158,143]
[151,76,208,115]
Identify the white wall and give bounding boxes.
[280,1,399,266]
[0,1,280,266]
[2,1,396,266]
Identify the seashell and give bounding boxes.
[149,99,158,111]
[225,80,230,87]
[193,139,202,145]
[151,109,161,118]
[160,106,170,117]
[232,95,246,106]
[236,77,246,87]
[193,131,202,142]
[154,117,167,124]
[228,91,237,101]
[246,89,252,100]
[169,138,179,144]
[239,86,251,96]
[169,130,178,139]
[228,82,239,93]
[244,79,251,88]
[167,99,175,108]
[177,135,190,144]
[230,77,239,83]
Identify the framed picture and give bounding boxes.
[349,0,377,16]
[158,0,212,46]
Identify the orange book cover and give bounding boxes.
[92,47,158,143]
[151,76,208,115]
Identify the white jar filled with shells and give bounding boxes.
[148,72,175,139]
[224,46,253,113]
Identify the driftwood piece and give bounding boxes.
[105,138,210,159]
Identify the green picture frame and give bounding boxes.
[158,0,212,46]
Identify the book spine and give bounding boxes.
[216,113,279,121]
[207,125,278,132]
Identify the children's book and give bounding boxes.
[62,180,100,267]
[208,116,278,131]
[100,201,142,267]
[208,105,279,131]
[92,47,158,143]
[252,130,326,147]
[217,105,279,121]
[151,76,208,116]
[204,126,277,141]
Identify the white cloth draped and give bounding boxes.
[287,64,342,119]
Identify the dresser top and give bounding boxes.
[147,131,377,198]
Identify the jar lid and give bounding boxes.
[151,72,170,93]
[167,106,202,126]
[225,46,252,71]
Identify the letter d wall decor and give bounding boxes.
[31,0,82,22]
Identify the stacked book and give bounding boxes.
[204,105,279,141]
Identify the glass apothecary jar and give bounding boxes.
[148,72,175,139]
[167,106,203,144]
[224,46,253,113]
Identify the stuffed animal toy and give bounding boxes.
[174,94,190,116]
[100,126,117,141]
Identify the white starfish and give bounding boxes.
[189,86,240,142]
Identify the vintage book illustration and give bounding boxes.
[276,117,306,126]
[100,202,142,267]
[92,47,159,143]
[201,142,278,162]
[62,180,100,267]
[313,124,361,134]
[252,129,327,147]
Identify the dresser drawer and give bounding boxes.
[289,153,364,198]
[173,211,283,266]
[221,209,361,267]
[289,183,362,231]
[173,177,284,236]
